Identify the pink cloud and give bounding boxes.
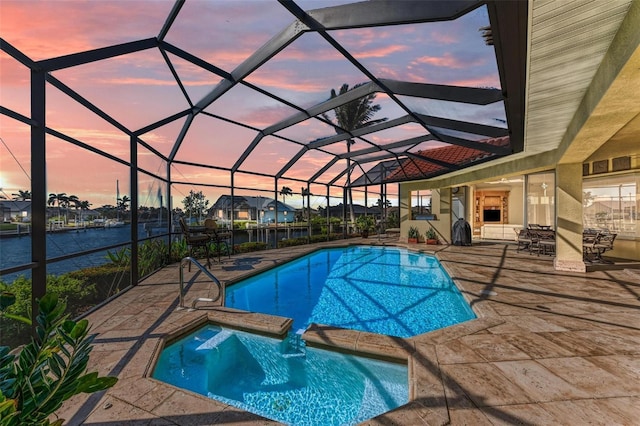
[430,30,459,45]
[449,75,500,88]
[0,118,31,194]
[246,70,335,93]
[334,26,410,50]
[0,1,172,61]
[237,105,299,128]
[413,53,471,69]
[0,52,31,87]
[274,45,344,62]
[355,45,409,59]
[95,77,177,87]
[370,65,405,80]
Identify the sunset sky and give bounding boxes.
[0,0,502,208]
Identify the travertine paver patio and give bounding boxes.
[55,240,640,425]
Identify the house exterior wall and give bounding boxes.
[400,182,451,244]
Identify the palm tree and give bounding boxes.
[47,192,68,223]
[117,195,130,211]
[12,190,31,201]
[301,187,312,220]
[59,194,72,224]
[79,200,92,224]
[322,83,387,224]
[117,195,130,221]
[67,194,79,223]
[279,186,293,205]
[376,197,392,223]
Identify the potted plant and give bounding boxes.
[408,226,420,243]
[356,215,376,238]
[425,227,438,244]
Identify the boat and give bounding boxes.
[105,179,126,228]
[104,219,125,228]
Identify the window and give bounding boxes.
[583,174,638,239]
[526,172,555,228]
[410,190,432,219]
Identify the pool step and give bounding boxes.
[196,329,234,351]
[280,329,306,358]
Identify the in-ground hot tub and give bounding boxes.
[152,324,408,425]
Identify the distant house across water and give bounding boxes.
[0,200,31,222]
[209,195,296,224]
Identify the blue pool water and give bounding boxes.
[225,246,475,338]
[153,325,408,425]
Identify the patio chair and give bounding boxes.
[592,232,616,263]
[514,228,532,253]
[179,217,211,270]
[535,229,556,256]
[582,230,600,262]
[204,218,231,262]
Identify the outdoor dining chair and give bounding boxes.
[179,217,211,270]
[514,228,532,253]
[591,232,617,263]
[204,218,231,262]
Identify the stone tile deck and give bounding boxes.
[55,240,640,425]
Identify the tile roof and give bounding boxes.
[386,136,510,181]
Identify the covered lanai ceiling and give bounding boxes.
[1,0,527,190]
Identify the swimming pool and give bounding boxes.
[226,246,475,338]
[153,325,408,425]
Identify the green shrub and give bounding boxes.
[138,239,170,277]
[0,274,96,349]
[105,247,130,267]
[170,238,188,263]
[408,226,420,239]
[104,238,182,278]
[425,227,437,240]
[277,237,308,248]
[356,215,376,233]
[0,293,117,425]
[67,264,129,302]
[233,242,268,253]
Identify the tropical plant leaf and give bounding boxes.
[0,292,117,425]
[70,320,88,340]
[48,353,64,379]
[0,312,31,325]
[58,328,76,347]
[0,391,19,426]
[37,293,58,314]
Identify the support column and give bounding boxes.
[31,69,47,336]
[399,184,411,242]
[554,163,586,272]
[130,135,138,285]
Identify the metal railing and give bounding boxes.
[178,257,223,310]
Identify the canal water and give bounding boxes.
[0,225,140,283]
[0,224,311,283]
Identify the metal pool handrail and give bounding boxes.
[178,256,223,310]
